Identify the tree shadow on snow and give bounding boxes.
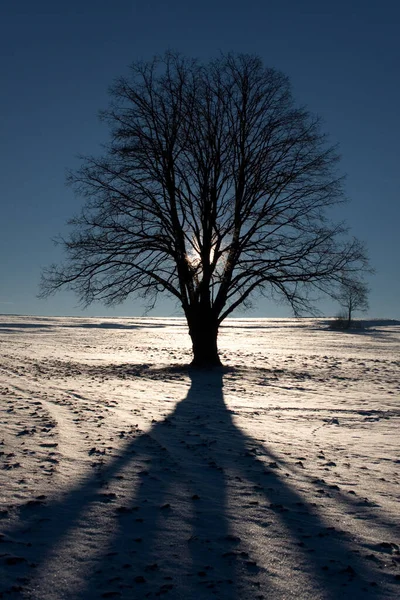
[1,369,396,599]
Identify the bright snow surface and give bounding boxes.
[0,316,399,599]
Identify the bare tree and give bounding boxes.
[334,278,369,328]
[41,52,369,366]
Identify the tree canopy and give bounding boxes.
[334,278,370,328]
[41,52,370,365]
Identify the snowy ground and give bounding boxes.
[0,315,399,599]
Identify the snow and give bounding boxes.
[0,315,399,599]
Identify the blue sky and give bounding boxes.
[1,0,399,318]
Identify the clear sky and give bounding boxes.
[1,0,399,319]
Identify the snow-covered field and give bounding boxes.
[0,315,399,599]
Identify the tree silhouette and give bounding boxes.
[334,278,369,328]
[41,52,369,365]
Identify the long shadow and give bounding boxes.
[318,319,400,341]
[269,444,400,531]
[1,369,396,599]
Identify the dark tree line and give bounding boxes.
[41,52,370,365]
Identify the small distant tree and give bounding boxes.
[40,52,370,366]
[334,279,369,328]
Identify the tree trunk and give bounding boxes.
[187,314,221,367]
[347,302,352,329]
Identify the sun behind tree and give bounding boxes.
[40,51,370,366]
